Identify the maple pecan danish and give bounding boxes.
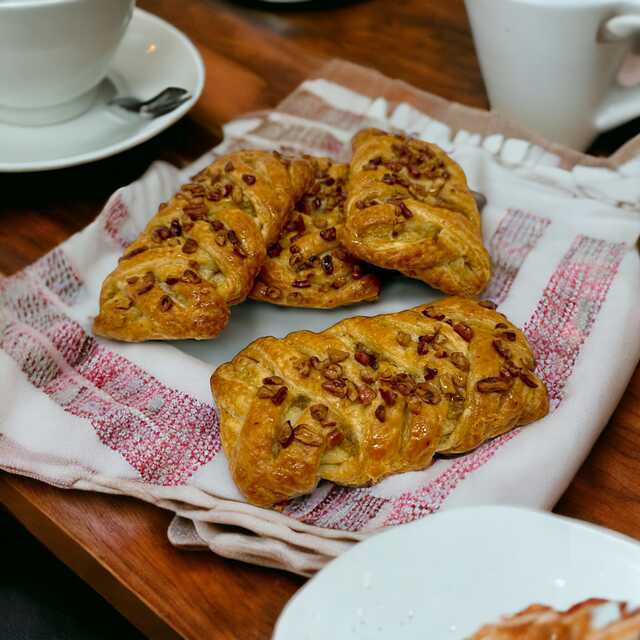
[470,599,640,639]
[250,158,380,308]
[93,150,314,341]
[211,297,548,508]
[340,128,491,296]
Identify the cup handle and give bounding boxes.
[595,13,640,132]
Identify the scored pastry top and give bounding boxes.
[340,128,492,296]
[250,157,380,308]
[93,150,314,342]
[211,297,548,508]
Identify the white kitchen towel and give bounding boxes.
[2,60,640,576]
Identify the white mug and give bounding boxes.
[465,0,640,149]
[0,0,135,126]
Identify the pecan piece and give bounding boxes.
[293,424,322,447]
[242,174,256,185]
[159,295,173,311]
[320,227,337,241]
[380,387,397,406]
[453,323,474,342]
[416,382,441,404]
[322,363,343,380]
[224,160,234,172]
[422,307,445,321]
[310,404,329,422]
[151,226,170,242]
[321,254,334,275]
[478,300,497,310]
[358,385,377,405]
[182,269,201,284]
[407,395,422,415]
[277,421,294,447]
[271,386,288,406]
[476,377,513,393]
[375,404,386,422]
[519,371,538,388]
[500,330,517,342]
[396,331,411,347]
[120,246,147,261]
[263,376,284,386]
[322,379,347,398]
[257,386,274,399]
[423,366,438,381]
[492,339,512,359]
[327,429,344,448]
[169,219,182,237]
[181,238,198,254]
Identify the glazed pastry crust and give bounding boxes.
[249,158,380,308]
[471,599,640,639]
[211,297,549,508]
[93,150,314,341]
[339,128,491,296]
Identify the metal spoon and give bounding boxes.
[109,87,191,118]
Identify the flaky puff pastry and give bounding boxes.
[471,599,640,639]
[340,128,491,296]
[93,151,314,341]
[250,158,380,308]
[211,297,548,508]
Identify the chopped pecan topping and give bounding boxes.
[492,339,512,359]
[380,387,397,406]
[182,238,198,254]
[277,421,293,447]
[396,331,411,347]
[224,160,234,172]
[271,386,288,405]
[495,322,509,329]
[375,404,386,422]
[322,379,347,398]
[159,295,173,311]
[453,323,474,342]
[360,372,376,384]
[346,380,359,402]
[519,371,538,388]
[263,376,284,386]
[169,219,182,237]
[292,279,311,289]
[184,203,208,220]
[152,226,170,242]
[500,330,517,342]
[434,349,448,358]
[320,227,337,242]
[452,372,467,389]
[328,348,349,363]
[266,287,281,300]
[215,231,227,246]
[423,366,438,381]
[182,269,201,284]
[126,276,139,285]
[321,254,334,275]
[322,363,343,380]
[358,385,377,405]
[164,276,179,286]
[450,352,470,371]
[416,382,441,404]
[267,241,282,257]
[351,263,364,279]
[211,220,224,231]
[439,375,457,396]
[478,300,497,310]
[309,356,323,370]
[422,307,445,320]
[354,348,377,369]
[242,174,256,185]
[294,424,322,447]
[310,404,329,422]
[398,201,413,219]
[223,184,233,197]
[476,377,513,393]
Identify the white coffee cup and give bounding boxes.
[465,0,640,149]
[0,0,135,126]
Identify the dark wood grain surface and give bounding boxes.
[1,1,639,638]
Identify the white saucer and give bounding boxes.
[0,8,204,173]
[274,506,640,639]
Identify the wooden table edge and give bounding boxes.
[0,475,181,640]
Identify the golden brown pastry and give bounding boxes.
[211,297,548,508]
[470,599,640,639]
[339,128,491,296]
[249,158,380,308]
[93,150,314,341]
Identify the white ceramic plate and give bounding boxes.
[273,506,640,640]
[0,8,204,172]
